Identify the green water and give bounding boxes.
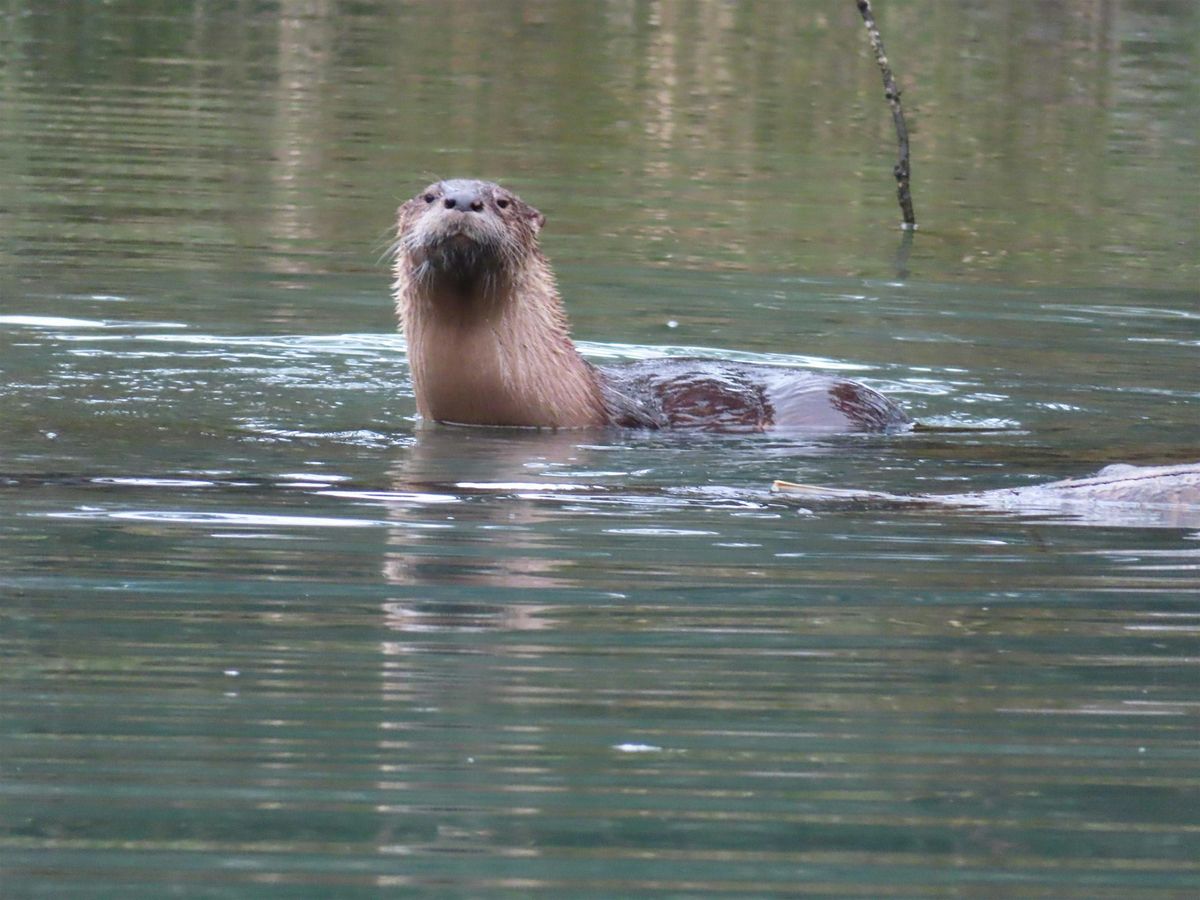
[1,2,1198,896]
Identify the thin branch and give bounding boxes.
[856,0,916,229]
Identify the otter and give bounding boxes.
[392,178,908,432]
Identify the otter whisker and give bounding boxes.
[372,222,403,261]
[377,237,405,266]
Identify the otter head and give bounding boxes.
[394,179,546,297]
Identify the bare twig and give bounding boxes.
[856,0,916,229]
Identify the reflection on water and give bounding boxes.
[0,1,1196,286]
[2,0,1199,895]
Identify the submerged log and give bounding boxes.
[774,463,1200,528]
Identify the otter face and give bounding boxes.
[396,179,545,285]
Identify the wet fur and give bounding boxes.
[392,179,605,428]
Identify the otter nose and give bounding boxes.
[443,190,484,213]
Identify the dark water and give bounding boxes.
[2,2,1199,896]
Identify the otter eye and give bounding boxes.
[496,198,510,209]
[423,193,436,204]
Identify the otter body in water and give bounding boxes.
[392,179,908,432]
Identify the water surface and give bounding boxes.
[2,2,1198,896]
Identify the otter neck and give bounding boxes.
[396,252,606,429]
